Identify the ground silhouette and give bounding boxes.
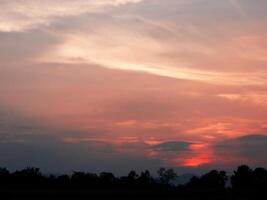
[0,165,266,199]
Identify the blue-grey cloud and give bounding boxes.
[214,134,267,166]
[154,141,192,152]
[0,110,162,174]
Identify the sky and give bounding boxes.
[0,0,267,175]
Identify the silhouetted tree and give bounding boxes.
[71,171,99,188]
[0,167,9,175]
[0,167,10,187]
[119,170,139,189]
[201,170,227,189]
[187,176,201,188]
[187,170,227,191]
[137,170,154,188]
[157,168,177,185]
[128,170,139,181]
[252,167,267,190]
[231,165,253,191]
[1,165,267,199]
[99,172,116,188]
[12,167,44,188]
[55,175,71,189]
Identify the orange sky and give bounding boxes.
[0,0,267,173]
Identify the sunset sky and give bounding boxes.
[1,0,267,174]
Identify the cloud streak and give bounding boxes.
[0,0,144,32]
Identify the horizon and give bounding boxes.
[1,0,267,175]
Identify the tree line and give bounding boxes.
[0,165,267,199]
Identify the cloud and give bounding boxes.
[151,141,213,167]
[152,134,267,168]
[154,141,192,152]
[0,135,161,174]
[0,30,59,65]
[0,109,162,174]
[214,134,267,166]
[2,0,267,85]
[27,0,266,86]
[0,0,144,32]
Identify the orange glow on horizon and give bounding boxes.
[179,143,214,167]
[182,157,211,167]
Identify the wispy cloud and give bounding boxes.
[0,0,144,32]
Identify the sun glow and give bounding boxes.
[181,144,213,167]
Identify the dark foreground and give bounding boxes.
[1,165,267,199]
[1,189,265,200]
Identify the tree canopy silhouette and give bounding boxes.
[0,165,266,199]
